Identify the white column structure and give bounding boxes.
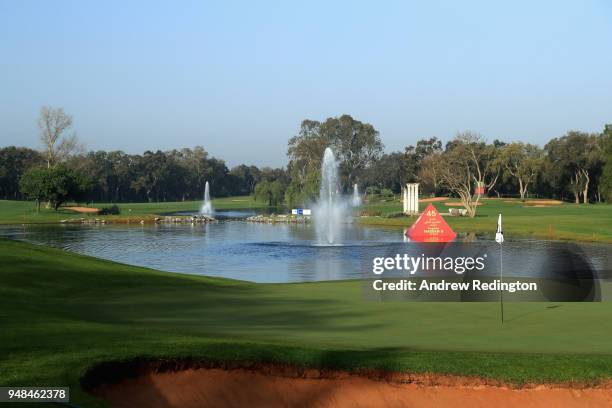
[403,183,419,215]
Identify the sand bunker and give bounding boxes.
[92,366,612,408]
[522,200,564,208]
[502,200,563,206]
[418,197,449,203]
[445,202,484,207]
[525,200,563,205]
[524,200,563,206]
[63,206,101,214]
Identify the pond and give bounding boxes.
[2,210,611,283]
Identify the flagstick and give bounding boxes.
[496,213,504,325]
[500,242,504,324]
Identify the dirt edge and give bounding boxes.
[81,358,612,393]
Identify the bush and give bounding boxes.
[380,188,395,198]
[385,211,407,218]
[100,205,120,215]
[364,186,396,202]
[359,209,382,216]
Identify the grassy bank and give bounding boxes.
[0,196,612,243]
[0,196,268,225]
[3,197,612,244]
[2,239,612,406]
[360,198,612,243]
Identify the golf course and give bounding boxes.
[2,196,611,243]
[1,196,612,407]
[0,196,269,225]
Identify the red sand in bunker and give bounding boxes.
[93,367,612,408]
[63,206,101,214]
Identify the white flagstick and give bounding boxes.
[500,240,504,324]
[495,214,504,324]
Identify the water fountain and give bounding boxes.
[314,147,348,245]
[352,183,362,207]
[200,181,214,216]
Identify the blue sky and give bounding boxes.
[1,0,611,167]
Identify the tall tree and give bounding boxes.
[545,132,602,203]
[38,106,80,168]
[0,146,43,199]
[286,119,332,205]
[418,150,444,195]
[20,165,91,210]
[320,114,383,188]
[254,180,285,206]
[454,131,500,198]
[434,142,479,217]
[361,151,407,193]
[424,132,498,217]
[404,137,443,188]
[229,164,261,195]
[599,124,612,202]
[19,167,48,212]
[497,142,544,200]
[286,115,383,205]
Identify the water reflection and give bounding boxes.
[0,221,609,283]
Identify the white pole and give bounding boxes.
[409,184,412,213]
[405,183,419,215]
[409,184,412,214]
[500,243,504,324]
[407,184,411,214]
[414,183,419,214]
[495,213,504,324]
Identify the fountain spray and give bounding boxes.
[200,181,214,216]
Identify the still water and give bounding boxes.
[1,216,610,283]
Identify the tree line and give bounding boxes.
[0,144,288,207]
[0,107,288,208]
[281,115,612,216]
[1,107,611,215]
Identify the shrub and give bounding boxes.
[359,209,382,216]
[100,205,120,215]
[385,211,407,218]
[380,188,395,198]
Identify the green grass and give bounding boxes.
[3,196,611,242]
[0,196,267,224]
[360,198,612,243]
[2,239,612,406]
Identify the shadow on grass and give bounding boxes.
[81,345,423,407]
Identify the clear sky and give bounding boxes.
[1,0,611,167]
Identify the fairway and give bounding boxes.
[360,198,612,243]
[0,196,269,225]
[2,238,612,407]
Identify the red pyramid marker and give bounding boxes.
[406,203,456,242]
